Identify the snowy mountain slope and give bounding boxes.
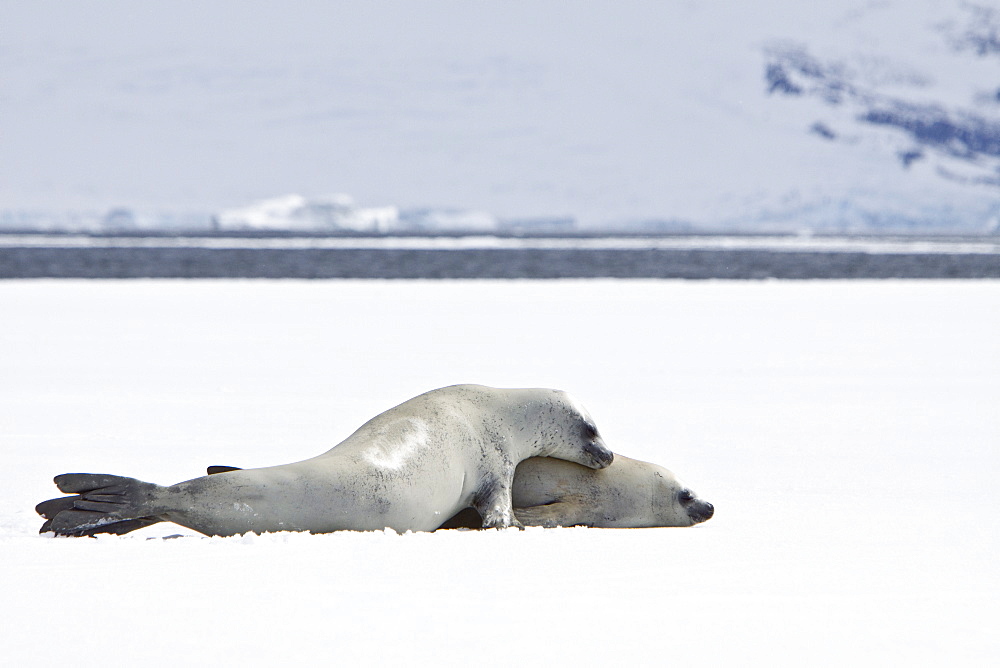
[762,5,1000,208]
[1,1,997,232]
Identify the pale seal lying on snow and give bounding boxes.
[439,454,714,529]
[36,385,614,536]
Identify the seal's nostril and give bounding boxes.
[688,500,714,523]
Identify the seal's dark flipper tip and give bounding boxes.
[54,473,132,494]
[207,465,242,475]
[35,495,79,519]
[39,514,163,537]
[38,474,162,537]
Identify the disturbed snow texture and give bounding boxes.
[1,279,998,665]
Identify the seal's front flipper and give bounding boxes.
[37,473,164,537]
[477,506,525,530]
[471,476,524,530]
[514,502,588,528]
[207,465,242,475]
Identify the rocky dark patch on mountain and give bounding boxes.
[765,41,1000,190]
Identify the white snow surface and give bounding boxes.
[1,279,998,664]
[3,1,999,232]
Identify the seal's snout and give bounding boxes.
[688,500,714,524]
[584,441,614,469]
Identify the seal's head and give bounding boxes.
[651,466,714,526]
[522,389,615,470]
[677,487,715,525]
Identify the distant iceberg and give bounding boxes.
[214,194,399,233]
[214,195,533,234]
[0,196,583,235]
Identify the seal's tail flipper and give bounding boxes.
[36,473,164,537]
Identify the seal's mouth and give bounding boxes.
[584,441,614,469]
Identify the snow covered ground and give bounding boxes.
[1,279,997,665]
